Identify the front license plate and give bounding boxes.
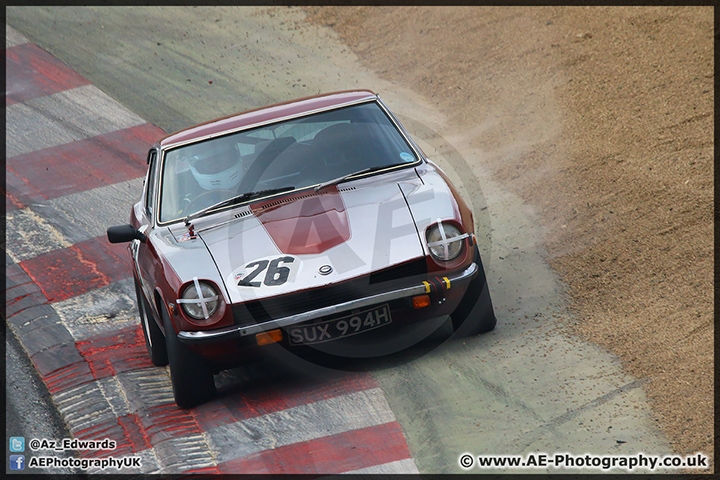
[287,304,392,346]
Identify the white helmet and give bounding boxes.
[188,150,243,191]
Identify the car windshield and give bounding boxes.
[158,101,419,224]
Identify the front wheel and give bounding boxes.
[134,280,168,366]
[450,246,497,336]
[162,306,217,408]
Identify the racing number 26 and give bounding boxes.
[239,256,294,287]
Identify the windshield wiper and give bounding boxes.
[314,164,405,193]
[184,186,295,225]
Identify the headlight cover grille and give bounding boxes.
[426,222,468,261]
[177,278,219,320]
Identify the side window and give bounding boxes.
[145,150,157,217]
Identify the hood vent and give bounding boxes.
[255,189,330,212]
[251,186,357,213]
[229,186,355,220]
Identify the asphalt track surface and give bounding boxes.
[6,7,673,474]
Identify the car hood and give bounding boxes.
[185,169,429,304]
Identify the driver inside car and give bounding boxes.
[178,143,247,216]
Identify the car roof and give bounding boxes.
[158,89,378,149]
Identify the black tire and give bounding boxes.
[162,305,217,408]
[451,246,497,336]
[134,280,168,367]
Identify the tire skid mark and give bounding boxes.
[515,378,650,450]
[471,371,548,424]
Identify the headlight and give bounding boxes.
[426,222,468,261]
[178,278,219,320]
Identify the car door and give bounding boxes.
[133,148,160,316]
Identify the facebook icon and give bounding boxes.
[10,455,25,470]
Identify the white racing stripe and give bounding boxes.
[6,84,146,158]
[207,388,396,463]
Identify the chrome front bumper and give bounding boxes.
[177,262,478,344]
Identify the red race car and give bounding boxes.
[108,90,496,408]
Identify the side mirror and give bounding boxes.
[107,224,147,244]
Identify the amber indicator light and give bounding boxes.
[256,329,283,346]
[413,295,431,309]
